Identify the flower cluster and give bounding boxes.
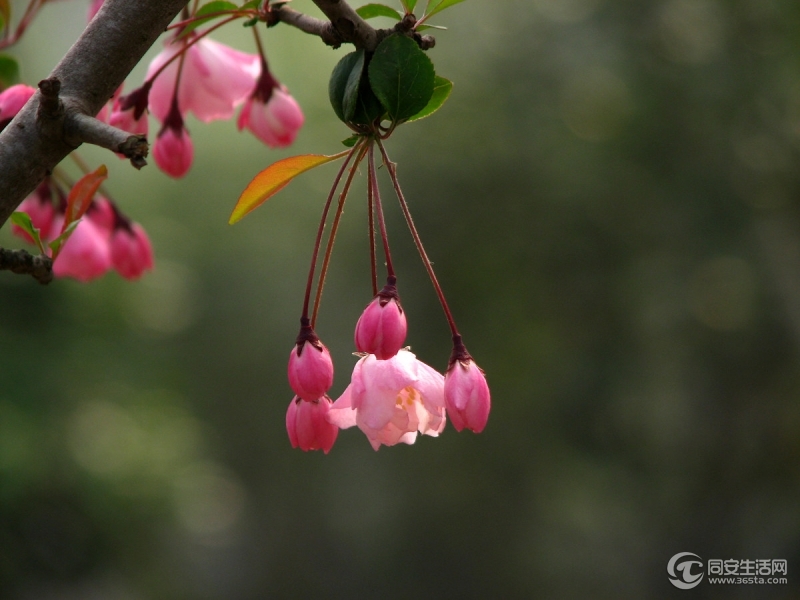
[283,138,491,453]
[12,180,153,282]
[109,30,303,179]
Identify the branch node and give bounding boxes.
[37,78,66,141]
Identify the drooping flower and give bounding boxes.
[288,324,334,401]
[237,59,303,148]
[110,222,154,280]
[12,182,57,243]
[52,217,112,282]
[0,84,36,131]
[110,84,150,137]
[327,350,446,450]
[354,281,407,360]
[286,396,338,453]
[442,337,490,433]
[153,98,193,178]
[444,357,491,433]
[146,35,259,124]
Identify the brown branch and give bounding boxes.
[66,112,149,169]
[271,6,344,47]
[0,0,189,229]
[0,247,53,285]
[308,0,378,51]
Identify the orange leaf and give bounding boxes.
[62,164,108,233]
[229,153,348,224]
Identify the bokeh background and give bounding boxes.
[2,0,800,598]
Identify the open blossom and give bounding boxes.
[444,358,491,433]
[327,350,446,450]
[147,35,259,124]
[109,85,149,137]
[52,217,111,282]
[0,84,36,130]
[236,57,302,147]
[354,286,407,360]
[286,396,338,453]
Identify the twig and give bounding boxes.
[0,247,53,285]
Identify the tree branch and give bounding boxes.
[272,5,344,48]
[0,0,189,229]
[0,247,53,284]
[308,0,378,51]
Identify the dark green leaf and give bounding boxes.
[368,34,435,123]
[48,221,79,261]
[341,134,361,147]
[0,54,20,88]
[407,75,452,122]
[401,0,418,12]
[242,17,258,27]
[11,212,46,255]
[424,0,465,19]
[329,50,366,123]
[179,1,238,38]
[356,4,402,20]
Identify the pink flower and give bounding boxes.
[327,350,446,450]
[53,218,112,282]
[147,36,259,124]
[110,86,149,137]
[444,359,491,433]
[153,100,193,178]
[288,335,334,402]
[110,223,154,280]
[0,84,36,130]
[86,196,115,232]
[286,396,338,453]
[354,286,407,360]
[13,183,56,243]
[238,87,303,148]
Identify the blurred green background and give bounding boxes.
[2,0,800,598]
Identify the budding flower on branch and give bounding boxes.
[354,282,407,360]
[285,396,338,454]
[444,343,491,433]
[287,326,334,402]
[238,59,304,148]
[153,99,193,178]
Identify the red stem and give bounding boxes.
[376,138,459,337]
[368,143,395,280]
[311,143,369,328]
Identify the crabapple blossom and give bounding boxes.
[146,35,259,124]
[52,217,111,282]
[354,285,407,360]
[288,334,334,402]
[327,350,446,450]
[110,223,154,280]
[0,84,36,130]
[13,182,57,243]
[238,74,303,148]
[109,90,149,137]
[286,396,338,454]
[444,357,491,433]
[153,100,193,178]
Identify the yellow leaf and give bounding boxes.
[229,153,348,224]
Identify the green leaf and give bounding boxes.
[230,152,349,224]
[401,0,418,12]
[239,0,259,8]
[341,134,361,147]
[179,1,238,38]
[368,34,435,123]
[407,75,452,122]
[48,221,79,261]
[0,54,20,88]
[424,0,465,19]
[242,17,258,27]
[356,4,402,20]
[10,212,46,255]
[329,50,365,123]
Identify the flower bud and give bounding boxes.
[444,358,491,433]
[288,333,334,401]
[0,84,36,130]
[354,283,407,360]
[111,223,154,280]
[286,396,338,453]
[52,218,112,282]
